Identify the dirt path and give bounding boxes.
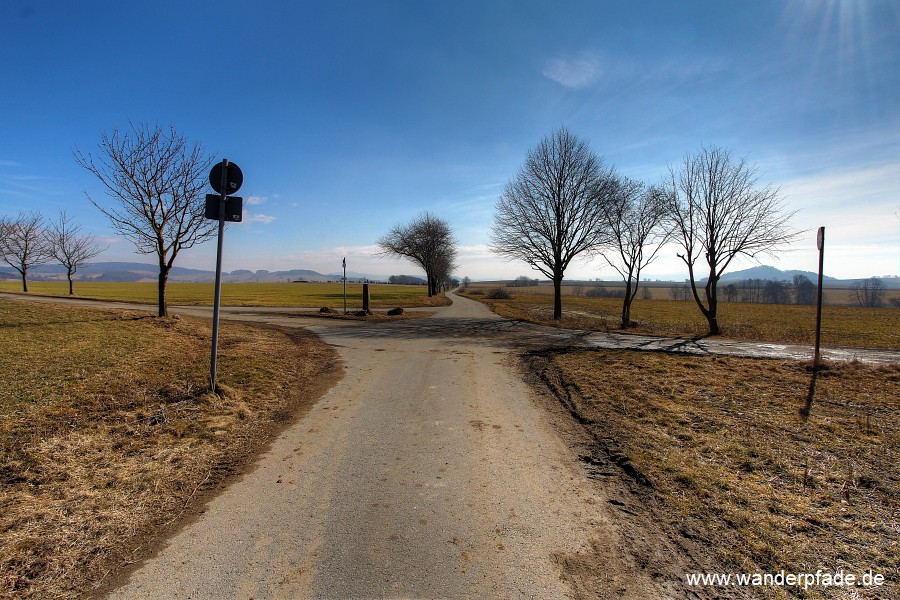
[5,290,896,597]
[4,291,897,365]
[99,293,664,598]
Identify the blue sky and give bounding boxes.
[2,0,899,281]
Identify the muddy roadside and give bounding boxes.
[519,351,745,600]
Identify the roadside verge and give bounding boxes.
[0,298,342,599]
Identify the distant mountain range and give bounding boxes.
[0,262,384,284]
[701,265,899,288]
[2,262,897,289]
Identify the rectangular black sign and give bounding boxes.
[205,194,242,222]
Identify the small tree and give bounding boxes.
[665,146,800,335]
[0,211,52,292]
[377,212,457,297]
[510,275,538,287]
[48,210,106,295]
[669,283,690,301]
[723,283,738,302]
[763,280,790,304]
[852,277,884,308]
[75,122,215,316]
[599,177,671,328]
[491,128,613,319]
[792,274,816,305]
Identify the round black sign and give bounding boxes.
[209,161,243,195]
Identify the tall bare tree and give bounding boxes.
[48,210,106,295]
[378,212,457,297]
[75,123,215,316]
[0,211,52,292]
[599,177,671,327]
[490,128,612,320]
[665,145,800,335]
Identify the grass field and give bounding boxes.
[529,349,899,599]
[475,281,900,306]
[0,281,449,309]
[460,287,900,350]
[0,298,339,598]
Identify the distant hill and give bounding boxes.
[697,265,900,290]
[0,262,388,283]
[701,265,840,284]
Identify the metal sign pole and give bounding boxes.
[210,158,228,392]
[802,226,825,418]
[813,226,825,367]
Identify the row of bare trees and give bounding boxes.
[0,211,105,294]
[1,123,213,317]
[490,128,800,335]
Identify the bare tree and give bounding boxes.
[792,274,816,305]
[0,211,52,292]
[377,212,457,297]
[665,146,800,335]
[669,283,691,301]
[510,275,539,287]
[763,280,790,304]
[75,123,215,316]
[599,177,672,327]
[723,283,738,302]
[490,128,612,320]
[48,210,106,295]
[431,243,458,294]
[852,277,884,308]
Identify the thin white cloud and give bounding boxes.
[244,212,276,224]
[245,195,266,205]
[781,163,898,206]
[542,53,603,89]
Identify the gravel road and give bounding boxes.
[106,292,655,599]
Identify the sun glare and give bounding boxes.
[780,0,894,79]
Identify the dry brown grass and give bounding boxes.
[460,290,900,350]
[532,348,899,598]
[0,298,339,599]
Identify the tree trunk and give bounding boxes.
[67,271,75,295]
[552,275,563,320]
[704,269,720,335]
[621,278,634,328]
[706,314,721,336]
[21,269,28,293]
[157,267,169,317]
[685,260,719,336]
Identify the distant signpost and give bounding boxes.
[207,159,243,392]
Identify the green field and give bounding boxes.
[0,281,446,309]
